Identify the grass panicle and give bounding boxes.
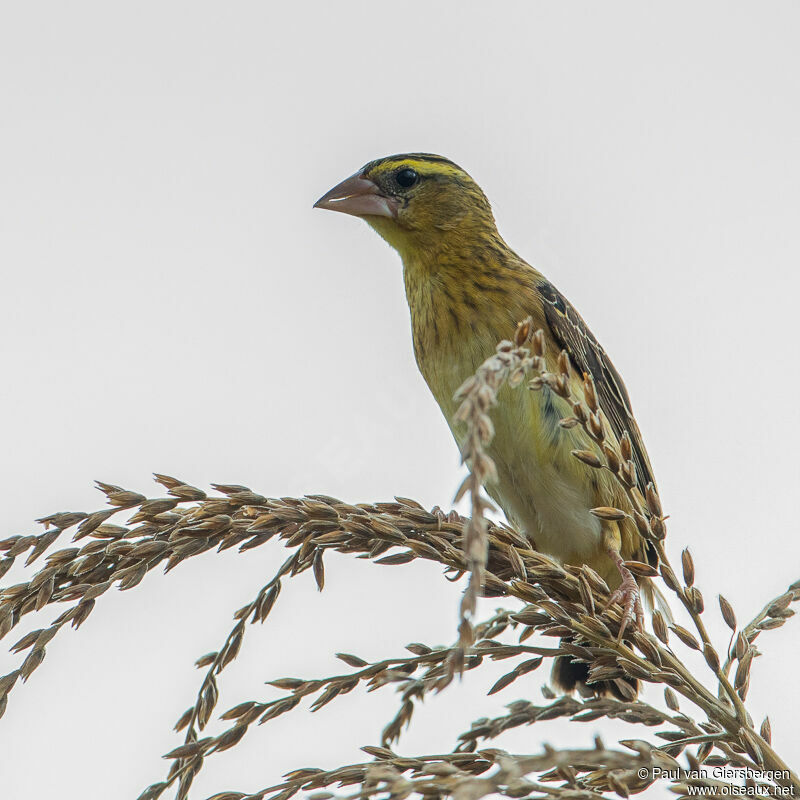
[1,324,797,800]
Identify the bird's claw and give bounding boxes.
[603,550,644,640]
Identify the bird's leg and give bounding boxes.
[603,546,644,639]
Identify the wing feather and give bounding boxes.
[538,280,656,495]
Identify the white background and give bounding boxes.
[1,2,798,797]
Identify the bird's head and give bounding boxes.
[314,153,497,256]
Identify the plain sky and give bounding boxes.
[1,2,799,798]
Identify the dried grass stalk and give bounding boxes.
[1,326,798,800]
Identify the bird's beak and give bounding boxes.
[313,172,398,219]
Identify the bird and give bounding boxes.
[314,153,660,698]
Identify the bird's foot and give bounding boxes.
[603,548,644,640]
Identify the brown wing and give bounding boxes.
[538,280,656,495]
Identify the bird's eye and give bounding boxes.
[395,168,419,189]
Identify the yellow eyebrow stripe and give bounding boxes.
[367,154,469,181]
[401,159,465,179]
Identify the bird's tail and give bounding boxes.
[551,655,638,701]
[550,576,672,700]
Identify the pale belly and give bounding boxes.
[487,429,605,564]
[436,364,605,566]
